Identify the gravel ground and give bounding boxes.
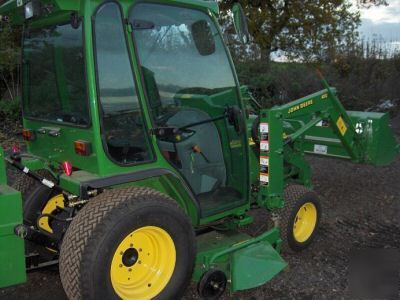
[1,115,399,300]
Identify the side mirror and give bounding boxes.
[232,3,250,44]
[227,106,244,134]
[191,20,216,56]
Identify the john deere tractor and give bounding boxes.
[0,0,399,299]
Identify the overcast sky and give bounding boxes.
[357,0,400,44]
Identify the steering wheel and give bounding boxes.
[154,109,180,126]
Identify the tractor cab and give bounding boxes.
[13,0,250,219]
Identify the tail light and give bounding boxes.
[62,161,73,176]
[22,129,35,141]
[74,140,92,156]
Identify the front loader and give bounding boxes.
[0,0,399,299]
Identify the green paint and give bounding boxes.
[194,227,285,293]
[0,148,26,288]
[231,241,286,291]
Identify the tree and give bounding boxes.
[0,23,21,101]
[220,0,361,62]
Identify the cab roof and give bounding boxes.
[0,0,219,25]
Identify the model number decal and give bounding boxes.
[288,100,314,114]
[314,144,328,155]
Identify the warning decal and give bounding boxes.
[260,156,269,166]
[336,116,347,136]
[260,156,269,174]
[260,123,269,133]
[260,141,269,152]
[260,173,269,185]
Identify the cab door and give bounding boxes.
[130,2,249,217]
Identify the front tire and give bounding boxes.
[60,187,196,300]
[279,185,321,253]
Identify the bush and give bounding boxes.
[0,97,21,121]
[235,57,400,112]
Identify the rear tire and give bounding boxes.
[6,166,37,199]
[6,166,54,210]
[279,185,321,253]
[60,187,196,300]
[7,167,58,256]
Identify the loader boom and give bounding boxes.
[257,80,399,210]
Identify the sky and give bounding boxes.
[357,0,400,47]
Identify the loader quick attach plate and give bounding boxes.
[193,228,287,292]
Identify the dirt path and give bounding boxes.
[1,116,399,300]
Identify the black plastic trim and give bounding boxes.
[79,168,201,223]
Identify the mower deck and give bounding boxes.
[194,228,286,293]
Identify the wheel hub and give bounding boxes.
[122,248,139,267]
[197,270,227,299]
[38,194,65,233]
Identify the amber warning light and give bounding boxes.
[22,129,35,141]
[74,140,92,156]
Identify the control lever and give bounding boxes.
[193,145,210,163]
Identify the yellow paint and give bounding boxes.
[293,202,317,243]
[110,226,176,300]
[288,99,314,114]
[230,140,242,148]
[248,138,255,146]
[336,116,347,136]
[39,194,65,233]
[321,93,328,100]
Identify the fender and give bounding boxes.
[79,168,201,226]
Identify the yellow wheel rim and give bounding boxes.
[293,202,317,243]
[110,226,176,300]
[38,194,65,233]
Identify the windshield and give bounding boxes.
[130,3,237,117]
[130,4,248,216]
[22,23,89,126]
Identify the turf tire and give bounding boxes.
[59,187,196,300]
[279,185,321,253]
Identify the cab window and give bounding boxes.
[23,22,89,126]
[94,2,151,164]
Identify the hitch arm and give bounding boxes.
[6,156,62,192]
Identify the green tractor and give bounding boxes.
[0,0,399,299]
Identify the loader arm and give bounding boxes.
[257,81,399,210]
